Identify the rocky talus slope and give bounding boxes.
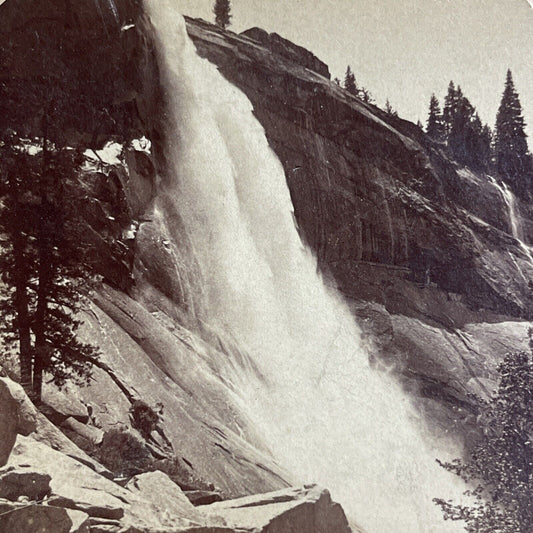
[0,378,354,533]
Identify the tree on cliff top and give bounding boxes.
[434,347,533,532]
[344,65,358,96]
[385,98,398,117]
[436,82,493,171]
[213,0,232,30]
[495,69,531,195]
[426,94,445,141]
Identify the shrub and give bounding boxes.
[130,400,159,437]
[434,351,533,532]
[97,428,152,477]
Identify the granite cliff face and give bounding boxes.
[0,0,532,530]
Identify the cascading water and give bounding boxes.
[499,179,522,241]
[489,176,533,270]
[145,2,464,531]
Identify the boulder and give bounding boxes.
[0,377,110,478]
[0,503,89,533]
[125,471,205,524]
[0,467,51,501]
[202,485,353,533]
[0,379,19,466]
[42,383,90,423]
[60,417,104,446]
[0,378,38,437]
[7,436,201,531]
[185,490,223,506]
[47,495,124,520]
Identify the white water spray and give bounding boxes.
[146,3,464,531]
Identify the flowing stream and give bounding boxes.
[145,2,464,531]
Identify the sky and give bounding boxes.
[176,0,533,136]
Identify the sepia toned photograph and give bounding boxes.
[1,1,533,532]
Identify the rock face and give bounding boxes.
[240,26,330,79]
[0,380,19,467]
[202,485,353,533]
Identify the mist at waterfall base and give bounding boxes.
[146,3,465,531]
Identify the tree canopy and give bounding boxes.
[426,81,492,171]
[495,70,531,195]
[213,0,232,30]
[435,348,533,532]
[343,65,358,96]
[426,94,445,142]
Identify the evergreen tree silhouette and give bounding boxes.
[213,0,231,30]
[343,65,358,96]
[495,69,531,195]
[426,94,445,141]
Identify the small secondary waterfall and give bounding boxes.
[500,180,522,240]
[490,177,533,270]
[145,2,463,531]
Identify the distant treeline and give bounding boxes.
[338,65,532,199]
[425,70,531,197]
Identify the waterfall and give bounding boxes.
[145,2,464,531]
[500,180,522,240]
[489,176,533,268]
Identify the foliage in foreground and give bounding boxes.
[434,350,533,532]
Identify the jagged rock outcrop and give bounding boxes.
[0,407,352,533]
[0,378,110,477]
[240,27,330,79]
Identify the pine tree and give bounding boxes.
[343,65,358,96]
[439,83,493,171]
[0,133,100,402]
[0,24,111,402]
[0,138,39,394]
[213,0,231,30]
[448,92,474,163]
[32,142,99,401]
[426,94,445,141]
[495,69,530,194]
[443,81,460,136]
[385,99,398,117]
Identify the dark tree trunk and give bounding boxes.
[12,210,33,396]
[32,122,53,404]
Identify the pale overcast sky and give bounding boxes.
[176,0,533,136]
